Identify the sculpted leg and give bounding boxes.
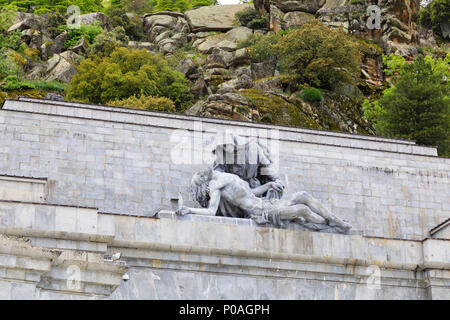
[279,204,326,224]
[289,192,351,230]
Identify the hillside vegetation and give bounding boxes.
[0,0,448,155]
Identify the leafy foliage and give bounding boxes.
[272,20,363,89]
[373,55,449,156]
[107,8,144,41]
[237,32,281,63]
[0,31,27,53]
[88,26,129,57]
[1,75,66,91]
[0,6,17,33]
[300,87,323,104]
[61,24,103,51]
[65,47,193,111]
[418,0,450,39]
[0,0,104,14]
[235,7,268,29]
[108,94,176,112]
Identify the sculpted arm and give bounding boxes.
[189,188,221,216]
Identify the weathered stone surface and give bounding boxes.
[224,26,253,43]
[218,74,253,91]
[230,48,250,67]
[128,41,157,52]
[283,11,314,29]
[49,31,67,56]
[176,58,198,76]
[8,15,45,33]
[45,54,77,82]
[185,4,252,32]
[144,14,177,31]
[185,100,205,115]
[270,4,284,33]
[21,29,41,50]
[272,0,326,13]
[205,48,234,69]
[78,12,112,31]
[195,34,225,53]
[253,76,283,92]
[251,60,276,80]
[60,51,82,65]
[70,36,89,54]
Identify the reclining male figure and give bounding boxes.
[176,169,351,232]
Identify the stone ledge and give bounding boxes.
[4,97,442,157]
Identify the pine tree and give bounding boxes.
[378,55,450,156]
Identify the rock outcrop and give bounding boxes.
[184,4,252,32]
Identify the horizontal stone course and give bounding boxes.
[0,98,449,241]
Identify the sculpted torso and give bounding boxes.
[209,171,264,214]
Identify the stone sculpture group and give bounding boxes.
[176,133,352,233]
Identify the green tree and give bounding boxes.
[190,0,214,8]
[272,20,363,89]
[65,47,193,111]
[88,26,129,57]
[377,55,450,156]
[107,7,144,40]
[0,0,104,14]
[418,0,450,40]
[155,0,176,11]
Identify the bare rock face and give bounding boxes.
[45,54,78,83]
[143,12,190,55]
[316,0,420,56]
[184,4,252,32]
[78,12,112,31]
[271,0,326,13]
[283,11,314,29]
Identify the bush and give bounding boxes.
[62,24,103,51]
[0,6,17,33]
[108,94,176,112]
[418,0,450,39]
[65,47,193,111]
[107,8,144,41]
[235,7,268,29]
[237,32,281,63]
[300,88,323,104]
[46,12,66,39]
[0,0,104,14]
[272,20,363,89]
[88,26,129,57]
[0,31,27,53]
[1,75,66,92]
[0,54,19,80]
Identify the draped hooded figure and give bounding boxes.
[205,132,285,218]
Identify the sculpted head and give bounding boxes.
[190,168,213,208]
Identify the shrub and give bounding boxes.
[300,88,323,104]
[0,0,104,14]
[62,24,103,51]
[418,0,450,39]
[88,26,129,57]
[108,94,176,112]
[0,54,19,80]
[0,6,17,33]
[0,31,27,53]
[65,47,193,111]
[272,20,363,89]
[107,8,144,41]
[237,32,281,63]
[235,7,268,29]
